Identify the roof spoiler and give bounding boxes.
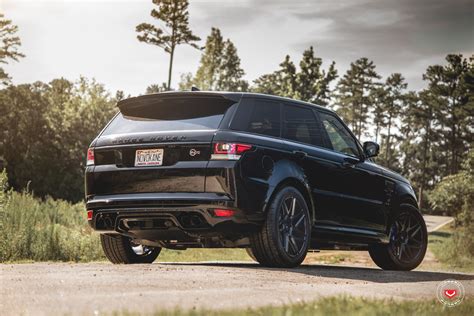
[117,92,241,120]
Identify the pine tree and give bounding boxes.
[295,47,323,101]
[294,46,338,105]
[371,85,387,144]
[314,61,338,106]
[193,27,224,90]
[136,0,200,90]
[335,58,381,139]
[399,90,438,209]
[377,73,407,168]
[192,28,247,91]
[252,73,279,95]
[277,55,297,98]
[0,13,25,85]
[423,54,473,175]
[253,47,337,105]
[216,39,248,91]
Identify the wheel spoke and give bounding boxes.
[283,233,289,252]
[398,244,405,259]
[409,226,421,238]
[293,211,305,227]
[409,238,423,246]
[289,236,299,255]
[282,200,290,215]
[290,197,296,217]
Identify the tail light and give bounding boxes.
[211,143,252,160]
[210,209,235,217]
[87,210,93,221]
[86,148,95,166]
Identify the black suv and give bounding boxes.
[85,91,427,270]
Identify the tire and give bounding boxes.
[250,186,311,268]
[369,203,427,271]
[100,234,161,264]
[245,248,257,262]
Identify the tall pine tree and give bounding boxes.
[377,73,407,169]
[253,47,337,105]
[192,28,247,91]
[136,0,200,90]
[335,58,380,139]
[423,54,473,175]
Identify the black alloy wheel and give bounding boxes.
[250,186,311,268]
[389,211,425,263]
[278,195,310,258]
[369,203,427,271]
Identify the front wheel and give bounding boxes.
[369,203,427,271]
[100,234,161,264]
[250,186,311,268]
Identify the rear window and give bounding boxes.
[102,97,230,136]
[230,98,281,137]
[102,113,224,136]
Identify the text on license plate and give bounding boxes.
[135,149,164,166]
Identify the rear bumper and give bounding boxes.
[86,193,263,241]
[86,192,234,209]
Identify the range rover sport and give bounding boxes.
[85,91,427,270]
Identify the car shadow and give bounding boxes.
[160,262,474,283]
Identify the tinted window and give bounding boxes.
[282,104,324,147]
[102,113,224,136]
[230,98,281,137]
[103,97,234,136]
[318,111,360,157]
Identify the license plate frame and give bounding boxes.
[135,149,164,167]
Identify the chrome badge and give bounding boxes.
[189,148,200,157]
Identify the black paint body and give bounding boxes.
[85,92,418,250]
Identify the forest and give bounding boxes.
[0,1,472,262]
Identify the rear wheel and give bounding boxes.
[100,234,161,264]
[369,203,427,271]
[250,186,311,268]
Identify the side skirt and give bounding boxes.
[310,224,389,250]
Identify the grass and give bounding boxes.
[158,248,250,262]
[429,224,474,272]
[113,296,474,316]
[0,170,104,262]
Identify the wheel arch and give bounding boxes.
[263,159,316,223]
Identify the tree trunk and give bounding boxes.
[419,113,431,211]
[385,114,392,168]
[167,46,175,91]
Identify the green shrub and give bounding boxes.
[0,170,104,262]
[428,150,474,266]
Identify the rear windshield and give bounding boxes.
[102,113,224,136]
[102,98,229,136]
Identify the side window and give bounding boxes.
[282,104,325,147]
[318,111,360,157]
[230,98,281,137]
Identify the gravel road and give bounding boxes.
[1,262,473,315]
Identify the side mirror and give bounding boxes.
[363,141,380,158]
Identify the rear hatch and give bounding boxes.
[90,92,239,196]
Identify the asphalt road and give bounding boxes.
[423,215,454,233]
[1,262,473,315]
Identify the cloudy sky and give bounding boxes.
[2,0,473,96]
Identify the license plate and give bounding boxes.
[135,149,164,166]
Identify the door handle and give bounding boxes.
[292,150,308,159]
[341,157,359,168]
